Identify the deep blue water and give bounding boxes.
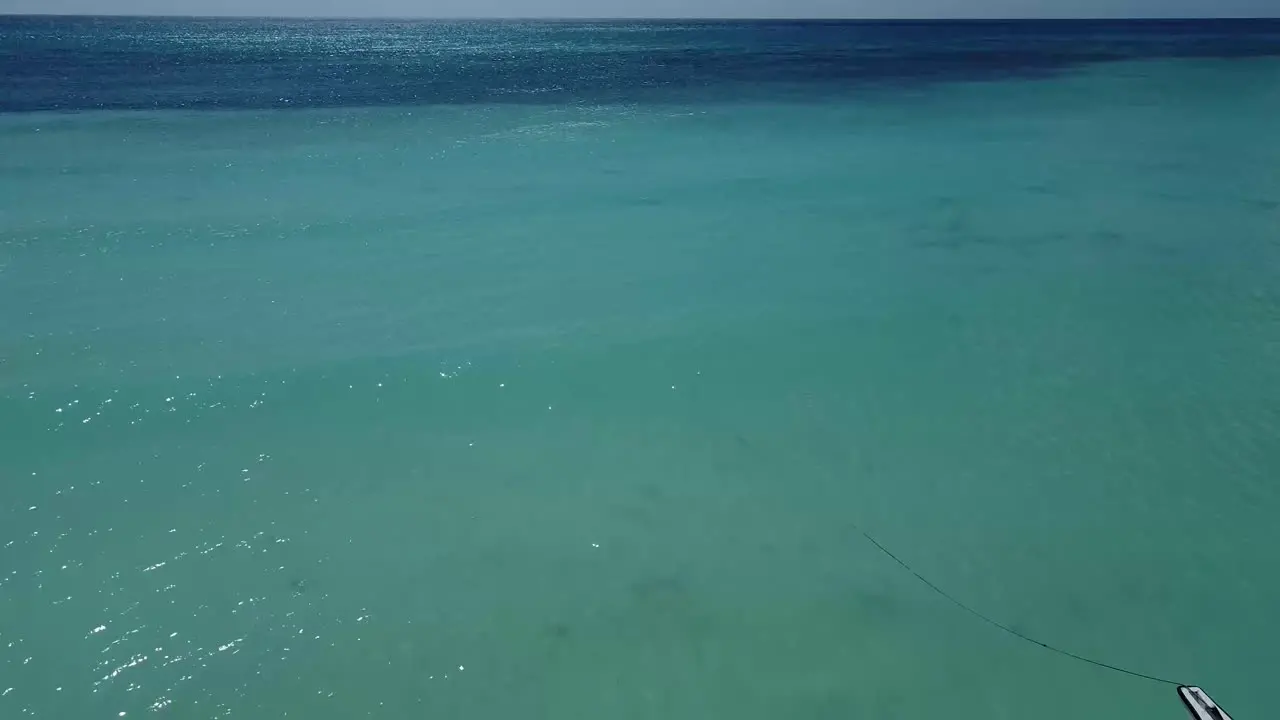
[3,17,1280,111]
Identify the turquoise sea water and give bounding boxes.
[3,19,1280,720]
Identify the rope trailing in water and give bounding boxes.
[855,525,1183,687]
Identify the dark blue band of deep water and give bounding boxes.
[2,17,1280,112]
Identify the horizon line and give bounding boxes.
[2,12,1277,21]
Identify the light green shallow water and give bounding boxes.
[2,57,1280,719]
